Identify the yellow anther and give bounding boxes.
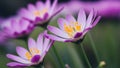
[25,48,40,61]
[34,11,41,16]
[33,8,48,17]
[74,22,81,31]
[30,48,40,55]
[41,8,48,15]
[63,22,82,37]
[35,49,40,54]
[25,52,32,60]
[64,23,74,37]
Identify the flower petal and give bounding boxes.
[7,54,31,64]
[43,37,50,52]
[28,4,36,12]
[16,46,29,59]
[7,62,30,67]
[86,9,94,28]
[11,19,20,32]
[39,52,47,62]
[3,27,13,36]
[45,32,66,42]
[65,14,76,23]
[78,9,86,30]
[50,0,57,14]
[45,0,50,9]
[19,19,30,31]
[57,18,64,30]
[40,40,54,62]
[18,8,30,16]
[57,18,70,30]
[47,25,69,38]
[92,16,101,27]
[37,33,44,52]
[28,38,37,51]
[50,6,64,18]
[36,1,44,10]
[19,8,34,20]
[46,40,54,52]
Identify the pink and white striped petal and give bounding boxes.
[78,9,86,30]
[28,38,37,51]
[7,54,31,64]
[49,0,57,15]
[45,0,50,9]
[28,4,36,12]
[16,46,29,60]
[37,33,44,52]
[86,9,94,28]
[57,18,69,30]
[65,14,76,24]
[47,25,69,38]
[45,32,66,42]
[43,37,50,52]
[7,62,30,67]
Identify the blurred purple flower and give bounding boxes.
[0,17,34,39]
[6,32,54,67]
[0,17,4,23]
[0,31,7,43]
[60,1,120,18]
[18,0,63,25]
[45,9,101,42]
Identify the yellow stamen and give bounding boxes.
[25,48,40,60]
[40,8,48,15]
[33,8,48,16]
[34,11,41,16]
[64,23,74,37]
[63,22,81,37]
[30,48,40,55]
[25,52,32,60]
[74,22,81,31]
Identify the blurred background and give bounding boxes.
[0,0,120,68]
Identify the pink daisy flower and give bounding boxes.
[0,17,34,39]
[6,32,54,67]
[45,9,101,42]
[19,0,63,25]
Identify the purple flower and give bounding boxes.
[0,31,7,43]
[6,32,54,67]
[0,17,34,38]
[45,9,101,42]
[18,0,63,25]
[60,1,120,18]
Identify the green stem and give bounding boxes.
[52,45,65,68]
[88,32,99,63]
[80,43,92,68]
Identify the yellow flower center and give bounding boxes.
[25,48,40,60]
[30,48,40,55]
[34,11,41,16]
[25,52,32,60]
[64,22,81,37]
[74,22,81,31]
[34,8,48,17]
